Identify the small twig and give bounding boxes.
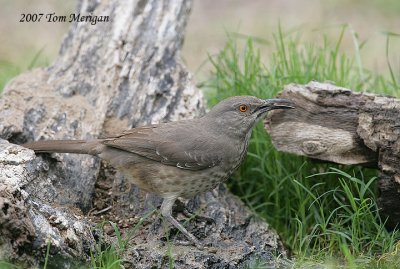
[92,206,113,215]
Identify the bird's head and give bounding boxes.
[205,96,294,137]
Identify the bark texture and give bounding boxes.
[265,81,400,228]
[0,0,286,267]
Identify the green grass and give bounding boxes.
[90,211,156,269]
[0,261,23,269]
[0,60,21,93]
[90,222,125,269]
[203,24,400,268]
[0,48,48,93]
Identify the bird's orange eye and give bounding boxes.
[239,104,248,112]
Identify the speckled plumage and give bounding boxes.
[23,96,294,248]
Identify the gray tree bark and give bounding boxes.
[0,0,286,267]
[265,81,400,229]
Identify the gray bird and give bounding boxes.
[23,96,294,248]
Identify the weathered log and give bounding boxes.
[0,0,286,267]
[265,81,400,228]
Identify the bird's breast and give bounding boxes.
[220,131,252,175]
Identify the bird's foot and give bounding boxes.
[173,199,215,225]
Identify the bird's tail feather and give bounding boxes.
[23,140,103,155]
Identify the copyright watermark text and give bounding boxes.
[20,13,109,25]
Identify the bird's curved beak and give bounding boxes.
[254,98,294,119]
[263,98,295,110]
[255,99,295,116]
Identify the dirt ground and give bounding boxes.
[1,0,399,82]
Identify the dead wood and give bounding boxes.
[265,81,400,228]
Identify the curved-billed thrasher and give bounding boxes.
[23,96,294,248]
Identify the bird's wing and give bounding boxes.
[102,123,222,171]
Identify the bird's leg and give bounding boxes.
[161,197,204,250]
